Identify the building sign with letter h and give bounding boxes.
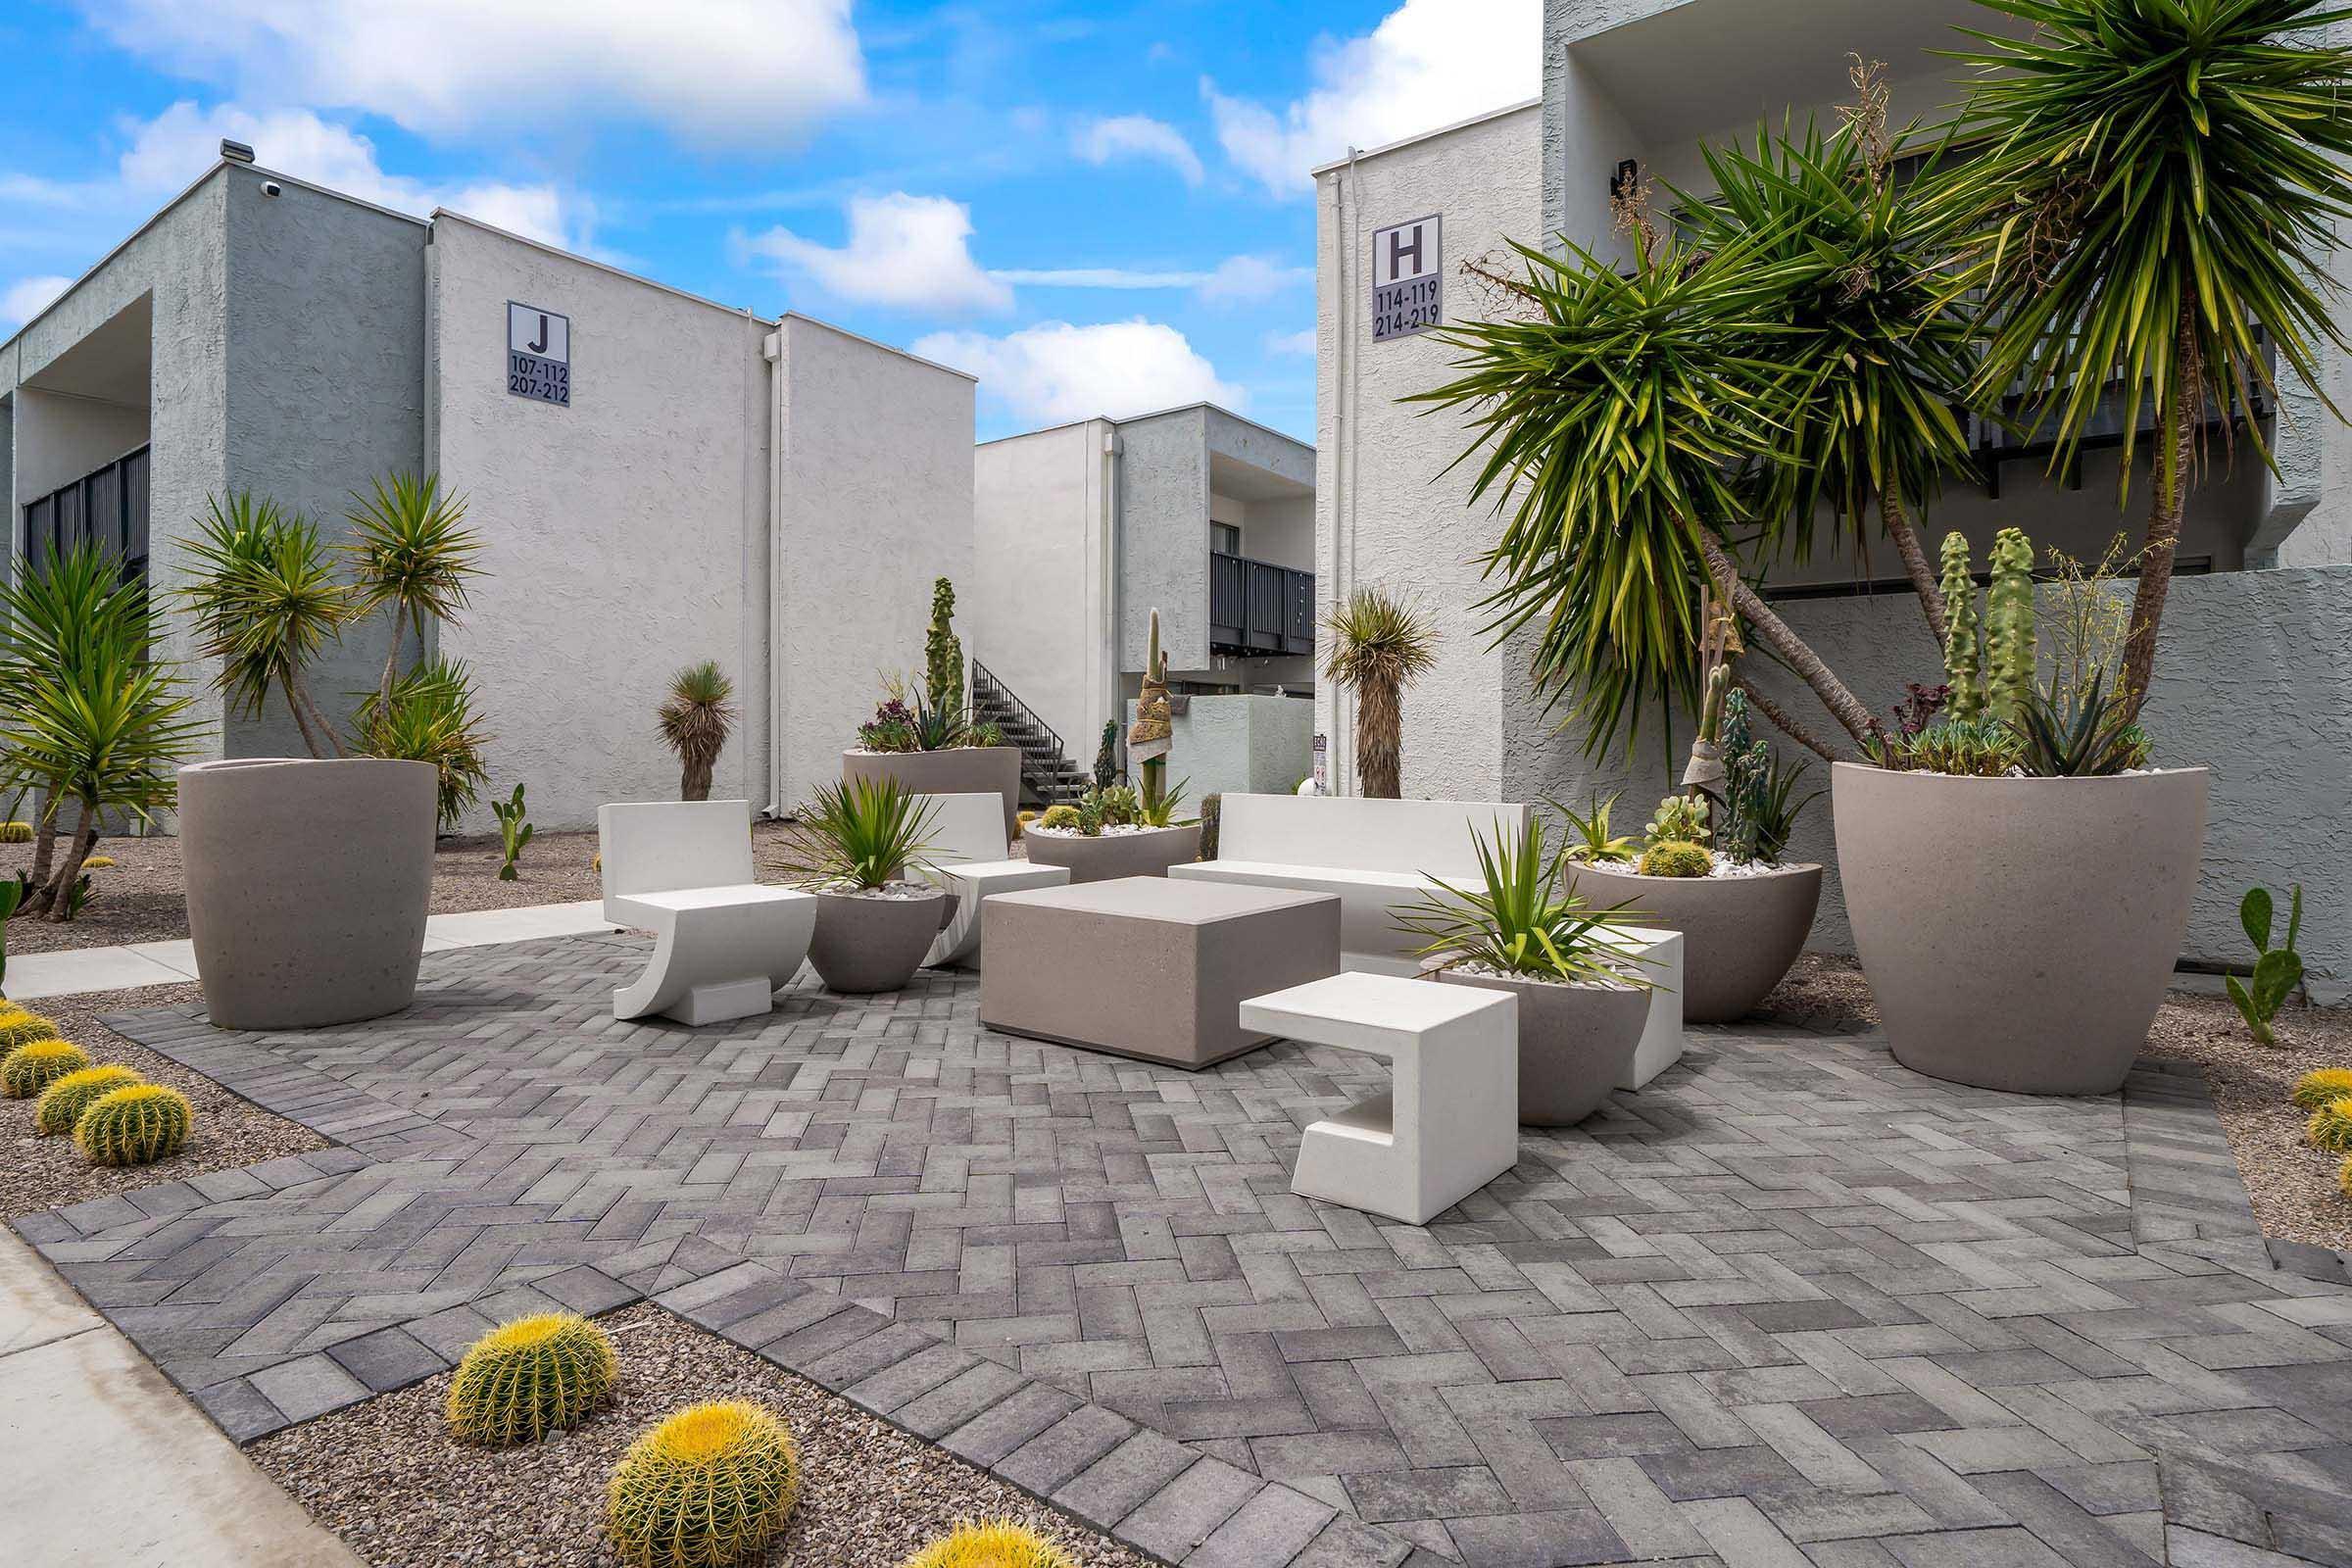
[507,302,571,407]
[1370,215,1441,343]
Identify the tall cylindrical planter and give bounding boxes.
[1833,762,2209,1096]
[1567,862,1822,1024]
[180,758,437,1030]
[842,747,1021,835]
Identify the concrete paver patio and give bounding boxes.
[14,931,2352,1568]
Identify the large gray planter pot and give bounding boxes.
[842,748,1021,835]
[808,886,956,994]
[1833,761,2210,1096]
[1427,961,1648,1125]
[1023,824,1200,883]
[1568,861,1823,1024]
[179,758,437,1030]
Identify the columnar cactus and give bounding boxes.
[608,1401,800,1568]
[1129,609,1172,817]
[902,1522,1075,1568]
[1,1036,85,1098]
[447,1312,618,1446]
[924,577,964,713]
[33,1063,142,1136]
[1937,532,1984,721]
[0,1005,61,1055]
[74,1083,192,1165]
[1983,526,2037,725]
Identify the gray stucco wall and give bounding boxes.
[1118,407,1210,672]
[971,419,1113,755]
[1127,693,1312,800]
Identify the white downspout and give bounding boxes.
[762,328,788,818]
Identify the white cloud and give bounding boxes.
[1265,328,1317,356]
[1072,115,1204,185]
[739,192,1010,312]
[991,268,1209,290]
[1197,255,1311,303]
[1204,0,1539,197]
[988,254,1308,304]
[2,275,72,327]
[912,318,1241,423]
[74,0,865,146]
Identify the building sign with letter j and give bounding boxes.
[507,302,570,407]
[1370,214,1440,342]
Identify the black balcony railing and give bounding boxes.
[1209,552,1314,658]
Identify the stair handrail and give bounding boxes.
[970,660,1071,786]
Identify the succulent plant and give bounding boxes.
[33,1063,143,1135]
[1983,526,2036,726]
[1036,804,1081,833]
[0,1007,63,1055]
[1,1035,85,1099]
[2291,1069,2352,1111]
[2308,1097,2352,1155]
[447,1311,618,1446]
[608,1401,800,1568]
[1938,532,1984,721]
[74,1082,192,1165]
[1637,841,1714,878]
[1643,793,1708,848]
[901,1521,1075,1568]
[0,820,32,844]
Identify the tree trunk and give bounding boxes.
[290,669,343,758]
[1355,676,1403,799]
[2119,306,2200,720]
[43,799,94,922]
[1882,490,1946,646]
[1734,671,1847,763]
[282,677,325,759]
[24,795,63,913]
[680,756,713,803]
[1697,533,1884,749]
[378,602,410,709]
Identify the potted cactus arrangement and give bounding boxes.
[1024,611,1200,882]
[842,578,1021,834]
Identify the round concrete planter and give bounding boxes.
[808,886,956,994]
[842,748,1021,835]
[179,758,437,1030]
[1426,961,1648,1126]
[1567,861,1823,1024]
[1023,824,1200,883]
[1833,761,2210,1096]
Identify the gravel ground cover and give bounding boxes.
[1,981,326,1216]
[253,1301,1155,1568]
[1761,953,2352,1251]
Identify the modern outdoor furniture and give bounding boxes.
[1618,926,1686,1089]
[1241,972,1520,1226]
[979,876,1340,1068]
[915,792,1070,968]
[598,800,815,1026]
[1171,794,1529,973]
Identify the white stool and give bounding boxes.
[1617,927,1687,1090]
[1241,972,1519,1226]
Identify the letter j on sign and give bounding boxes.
[1370,215,1441,342]
[507,301,571,406]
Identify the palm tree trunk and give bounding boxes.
[1697,533,1883,749]
[43,798,93,922]
[2119,306,2200,720]
[290,669,344,757]
[24,794,63,912]
[1356,676,1403,799]
[1733,672,1847,763]
[1881,490,1946,645]
[282,676,325,759]
[379,603,408,708]
[681,753,713,802]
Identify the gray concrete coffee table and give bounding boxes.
[979,876,1340,1068]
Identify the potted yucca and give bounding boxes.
[778,776,955,994]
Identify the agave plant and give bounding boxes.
[1395,813,1654,987]
[176,493,348,757]
[344,472,482,706]
[779,776,940,892]
[658,661,737,802]
[1555,792,1638,865]
[1321,585,1439,798]
[356,657,491,829]
[2016,670,2150,779]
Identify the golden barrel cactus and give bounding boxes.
[2308,1097,2352,1155]
[608,1401,800,1568]
[2291,1068,2352,1112]
[1,1036,86,1099]
[901,1521,1075,1568]
[33,1064,143,1136]
[0,1007,63,1056]
[75,1083,192,1165]
[446,1312,618,1446]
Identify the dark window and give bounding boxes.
[20,444,150,582]
[1211,521,1241,557]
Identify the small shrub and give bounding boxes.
[0,820,31,844]
[1036,805,1080,832]
[80,855,117,869]
[75,1082,192,1165]
[2308,1097,2352,1155]
[0,1007,62,1054]
[1,1036,86,1098]
[447,1312,617,1446]
[901,1521,1075,1568]
[33,1063,142,1135]
[1638,841,1714,878]
[608,1401,799,1568]
[2291,1069,2352,1112]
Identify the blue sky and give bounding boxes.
[0,0,1538,441]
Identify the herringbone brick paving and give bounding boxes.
[16,933,2352,1568]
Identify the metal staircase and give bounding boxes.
[970,661,1088,807]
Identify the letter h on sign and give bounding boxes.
[1370,214,1441,343]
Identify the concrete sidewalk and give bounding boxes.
[0,1229,361,1566]
[5,899,616,1001]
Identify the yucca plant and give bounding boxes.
[658,662,737,802]
[1321,585,1440,798]
[779,776,940,891]
[1944,0,2352,711]
[446,1312,617,1446]
[357,657,491,829]
[344,472,482,707]
[1395,813,1655,986]
[177,493,348,757]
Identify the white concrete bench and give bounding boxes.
[1172,794,1530,973]
[915,793,1070,969]
[599,800,814,1026]
[1242,971,1519,1226]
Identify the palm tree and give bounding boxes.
[345,472,483,706]
[356,656,491,829]
[1947,0,2352,710]
[1321,585,1441,799]
[177,494,348,756]
[658,661,737,801]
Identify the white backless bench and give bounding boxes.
[914,792,1069,968]
[598,800,814,1026]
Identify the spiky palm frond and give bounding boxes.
[345,472,481,628]
[1395,812,1656,987]
[776,776,941,892]
[357,657,491,828]
[175,493,347,744]
[1322,585,1440,799]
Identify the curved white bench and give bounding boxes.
[1173,794,1530,973]
[915,793,1069,969]
[599,800,813,1025]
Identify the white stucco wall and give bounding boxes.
[971,420,1113,756]
[1126,693,1313,801]
[427,215,770,832]
[772,315,975,813]
[1314,102,1543,804]
[12,389,148,502]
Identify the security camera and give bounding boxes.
[262,180,282,197]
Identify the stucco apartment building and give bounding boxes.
[0,146,974,832]
[1314,0,2350,995]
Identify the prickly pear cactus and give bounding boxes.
[1983,526,2036,725]
[1937,532,1984,721]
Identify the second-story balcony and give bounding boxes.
[1209,552,1314,659]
